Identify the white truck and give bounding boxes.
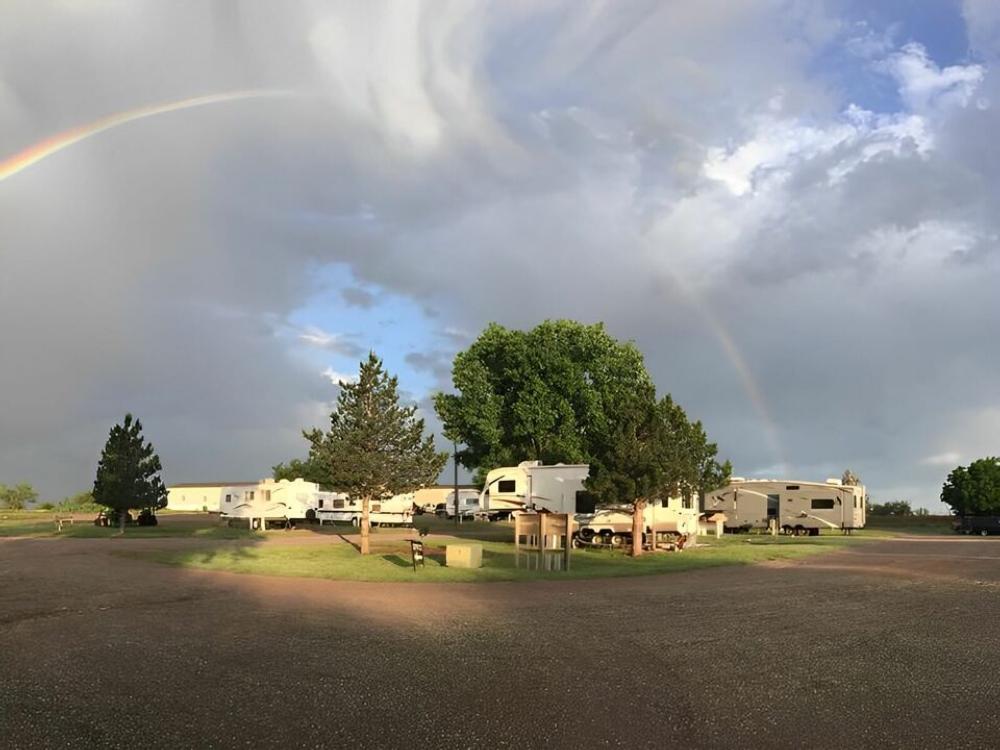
[479,461,592,519]
[703,478,867,535]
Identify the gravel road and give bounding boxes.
[3,535,1000,749]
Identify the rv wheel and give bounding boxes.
[610,534,624,547]
[981,529,989,537]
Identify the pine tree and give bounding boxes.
[306,353,448,555]
[92,414,167,531]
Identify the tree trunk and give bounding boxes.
[360,496,370,555]
[631,499,646,557]
[119,508,126,534]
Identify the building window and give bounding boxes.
[785,485,800,490]
[811,498,835,510]
[225,494,231,503]
[498,480,516,493]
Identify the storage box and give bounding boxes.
[446,543,483,569]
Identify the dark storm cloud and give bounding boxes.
[1,1,998,509]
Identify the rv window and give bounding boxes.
[785,485,800,490]
[497,480,516,493]
[265,490,271,501]
[249,491,255,500]
[318,499,324,509]
[811,498,835,510]
[225,494,231,503]
[465,498,476,506]
[372,504,381,512]
[333,499,345,509]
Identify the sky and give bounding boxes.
[2,0,999,510]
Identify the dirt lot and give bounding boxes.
[3,535,1000,749]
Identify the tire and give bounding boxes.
[610,533,624,548]
[981,529,989,537]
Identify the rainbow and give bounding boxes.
[0,90,293,182]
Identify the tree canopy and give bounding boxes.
[434,320,655,481]
[0,483,38,510]
[941,458,1000,516]
[92,414,167,529]
[304,352,448,554]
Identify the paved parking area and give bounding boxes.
[3,536,1000,748]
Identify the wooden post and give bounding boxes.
[563,513,571,571]
[538,512,547,570]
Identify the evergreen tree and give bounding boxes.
[306,353,448,555]
[92,414,167,531]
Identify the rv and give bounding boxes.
[221,478,331,529]
[316,491,415,527]
[167,482,257,512]
[414,485,480,514]
[575,495,700,548]
[434,489,481,518]
[479,461,592,519]
[703,478,867,535]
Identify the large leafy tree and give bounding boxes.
[0,483,38,510]
[434,320,653,480]
[306,353,448,555]
[941,458,1000,516]
[92,414,167,531]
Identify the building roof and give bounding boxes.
[168,482,258,489]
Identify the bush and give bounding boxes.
[38,502,55,511]
[136,508,158,527]
[57,491,101,513]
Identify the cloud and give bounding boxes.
[2,0,999,513]
[297,326,363,357]
[340,286,376,309]
[921,452,961,467]
[321,367,358,386]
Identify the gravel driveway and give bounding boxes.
[2,535,999,749]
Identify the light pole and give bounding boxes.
[453,441,460,528]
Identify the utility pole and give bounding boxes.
[453,441,460,528]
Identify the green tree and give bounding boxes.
[306,353,448,555]
[56,491,100,512]
[869,500,912,516]
[0,483,38,510]
[435,320,653,480]
[941,458,1000,516]
[272,458,326,486]
[842,469,860,486]
[92,414,167,531]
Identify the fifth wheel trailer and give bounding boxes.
[478,461,592,519]
[221,478,337,529]
[703,478,867,535]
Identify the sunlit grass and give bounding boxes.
[131,534,863,583]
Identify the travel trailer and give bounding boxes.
[575,495,700,548]
[436,489,481,518]
[479,461,592,519]
[221,478,331,529]
[316,491,415,527]
[414,485,480,514]
[166,482,256,512]
[703,478,867,535]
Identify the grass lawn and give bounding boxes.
[0,511,258,539]
[132,533,869,583]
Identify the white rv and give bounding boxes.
[221,478,329,529]
[703,478,867,535]
[316,492,415,527]
[575,495,700,548]
[438,489,481,518]
[479,461,592,519]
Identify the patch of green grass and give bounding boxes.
[132,534,863,583]
[0,512,258,539]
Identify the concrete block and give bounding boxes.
[446,543,483,569]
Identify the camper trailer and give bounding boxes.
[167,482,256,512]
[316,492,415,527]
[479,461,592,519]
[221,478,330,529]
[703,478,867,535]
[575,495,700,548]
